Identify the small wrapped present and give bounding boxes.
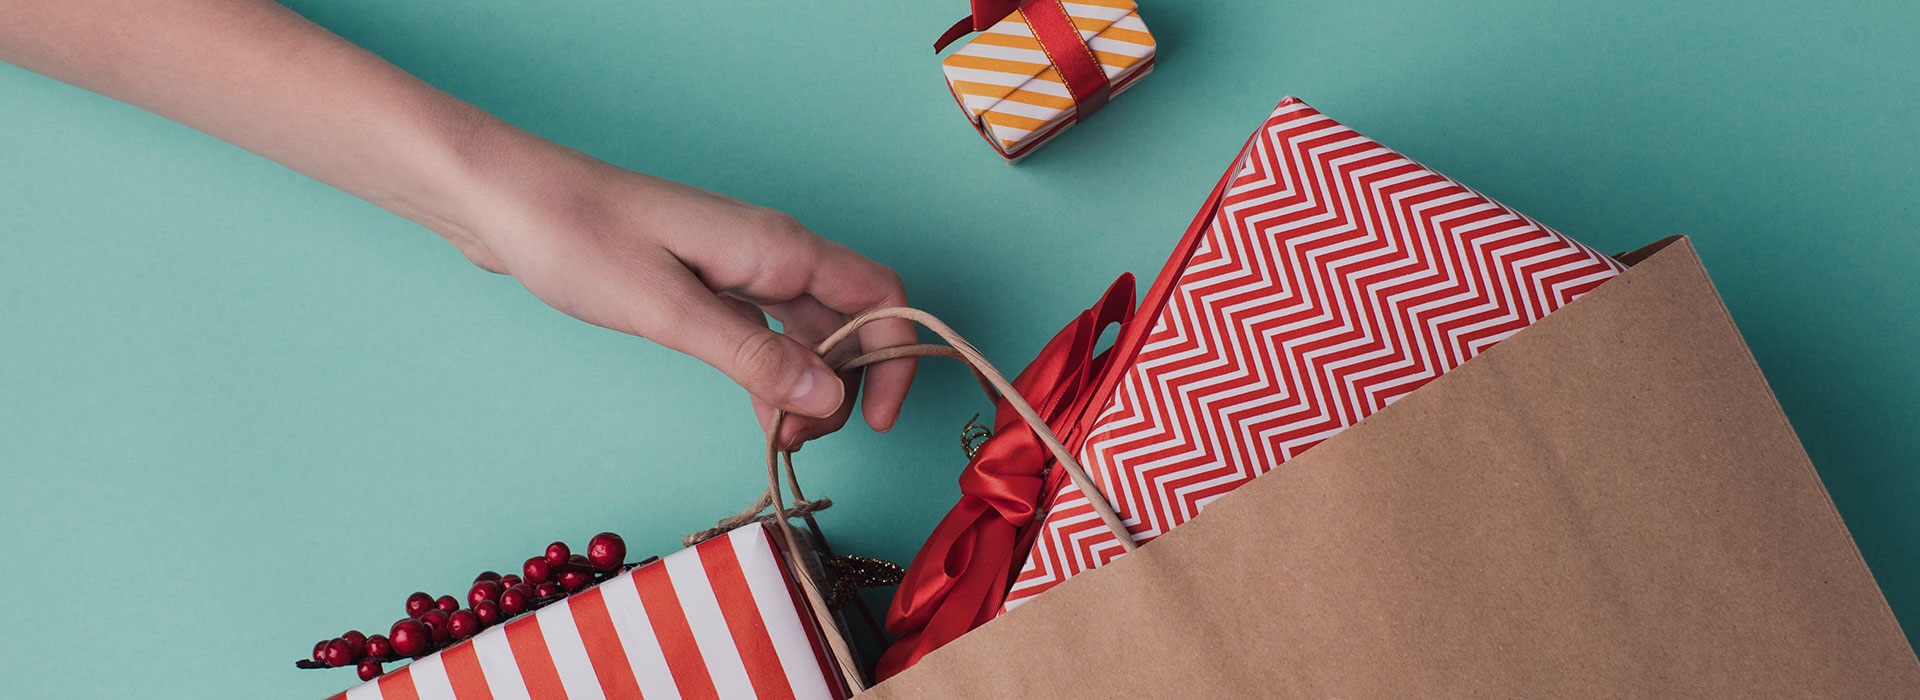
[937,0,1156,162]
[330,524,847,700]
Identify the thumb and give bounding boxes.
[652,289,846,420]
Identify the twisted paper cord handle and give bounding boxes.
[690,307,1139,692]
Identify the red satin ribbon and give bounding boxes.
[876,275,1137,680]
[934,0,1113,119]
[1020,0,1111,116]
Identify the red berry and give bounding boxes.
[323,638,355,668]
[567,553,590,569]
[365,634,393,661]
[405,591,434,618]
[499,584,532,615]
[533,581,561,599]
[448,609,481,640]
[473,570,501,584]
[419,609,451,643]
[545,542,570,567]
[558,569,592,592]
[523,556,552,584]
[389,619,428,657]
[474,599,502,627]
[586,532,626,572]
[311,640,329,663]
[499,574,522,588]
[340,630,367,658]
[435,595,459,614]
[357,658,384,682]
[469,580,503,608]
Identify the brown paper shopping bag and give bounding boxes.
[857,236,1920,697]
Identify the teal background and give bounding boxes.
[2,1,1916,696]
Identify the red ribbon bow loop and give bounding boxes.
[934,0,1114,119]
[934,0,1022,52]
[876,274,1136,680]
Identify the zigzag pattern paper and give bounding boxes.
[1004,97,1626,608]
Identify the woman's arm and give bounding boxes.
[0,0,916,445]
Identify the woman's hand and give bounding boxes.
[0,0,916,447]
[437,139,918,448]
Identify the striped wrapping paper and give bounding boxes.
[1002,97,1628,609]
[330,524,845,700]
[940,0,1155,162]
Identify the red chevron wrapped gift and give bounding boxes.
[996,97,1629,608]
[330,524,846,700]
[873,96,1629,676]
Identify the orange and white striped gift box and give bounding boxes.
[940,0,1155,162]
[329,524,846,700]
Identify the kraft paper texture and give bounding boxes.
[863,237,1920,697]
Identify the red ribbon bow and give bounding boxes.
[935,0,1113,118]
[876,275,1136,680]
[873,150,1244,680]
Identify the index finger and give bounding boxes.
[805,242,917,432]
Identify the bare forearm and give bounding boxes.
[0,0,918,441]
[0,0,511,236]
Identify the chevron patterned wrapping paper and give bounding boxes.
[1001,97,1628,609]
[939,0,1155,162]
[329,524,845,700]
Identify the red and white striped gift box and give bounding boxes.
[1002,97,1628,609]
[331,524,846,700]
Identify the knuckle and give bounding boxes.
[749,206,809,239]
[741,209,821,292]
[877,266,906,300]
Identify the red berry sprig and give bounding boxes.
[296,533,655,679]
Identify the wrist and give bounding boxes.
[382,103,585,267]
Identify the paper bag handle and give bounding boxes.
[731,307,1139,693]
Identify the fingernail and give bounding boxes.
[788,366,844,418]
